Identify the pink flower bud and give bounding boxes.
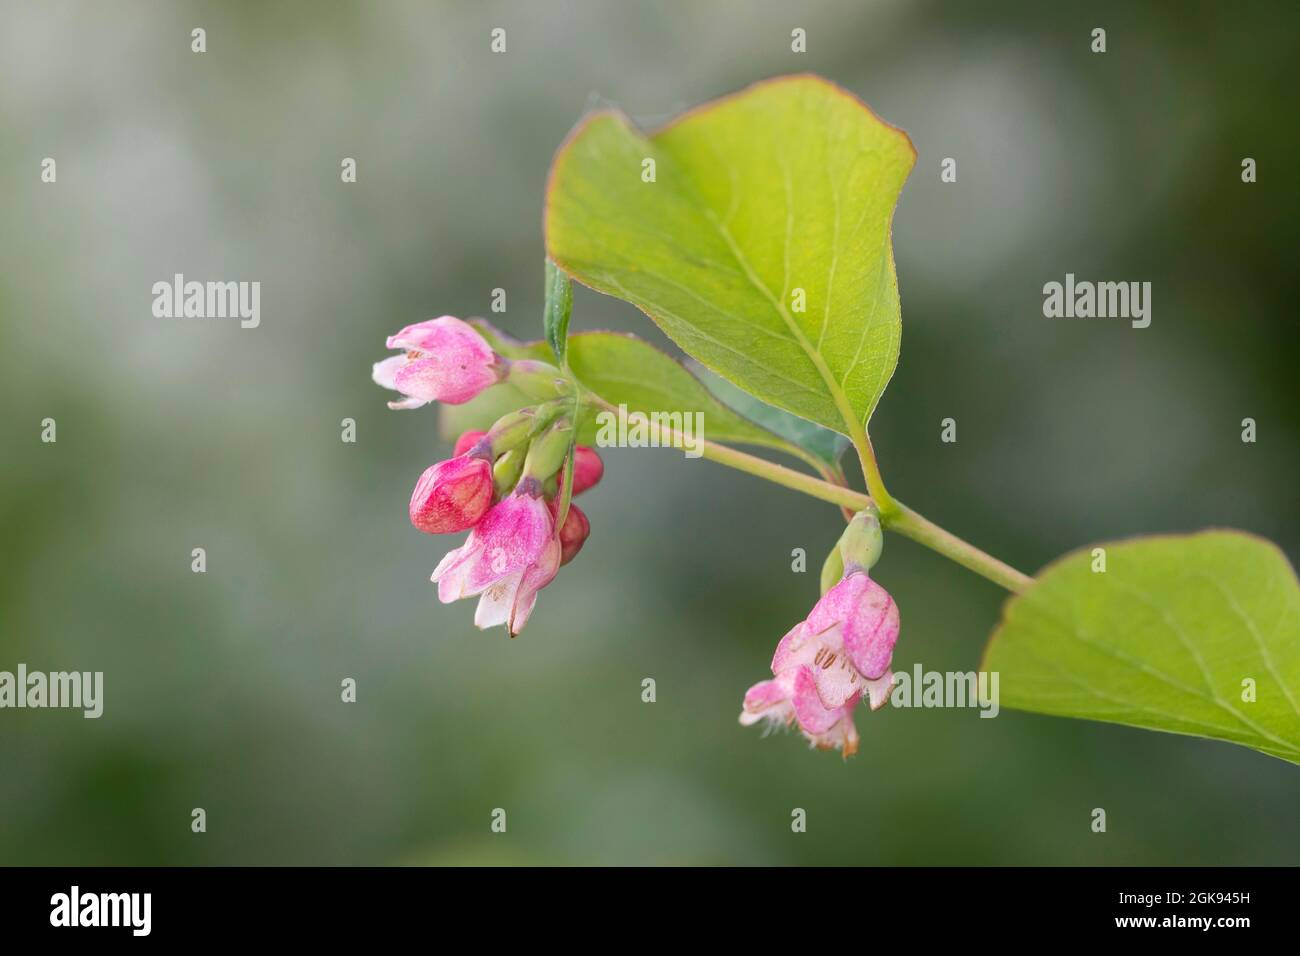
[555,503,590,565]
[409,455,494,534]
[373,316,500,409]
[430,485,559,635]
[739,569,900,756]
[453,430,487,457]
[560,446,604,496]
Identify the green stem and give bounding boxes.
[696,435,1032,593]
[885,502,1032,594]
[855,432,895,517]
[698,438,868,512]
[582,393,1031,593]
[705,440,1029,592]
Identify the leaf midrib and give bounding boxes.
[654,124,873,444]
[699,203,865,444]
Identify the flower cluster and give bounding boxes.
[374,315,901,757]
[374,316,602,635]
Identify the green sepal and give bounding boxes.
[820,544,845,594]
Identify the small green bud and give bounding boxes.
[504,359,571,401]
[492,448,526,495]
[838,506,884,571]
[484,408,539,457]
[522,417,573,483]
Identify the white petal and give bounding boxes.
[474,572,523,629]
[387,396,428,410]
[813,652,862,708]
[432,545,475,602]
[864,671,896,711]
[372,355,405,390]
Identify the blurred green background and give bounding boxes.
[2,0,1297,865]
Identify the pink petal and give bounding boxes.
[742,677,789,714]
[386,316,490,355]
[805,571,872,634]
[841,577,900,680]
[396,357,495,405]
[811,645,862,708]
[739,676,796,729]
[466,497,550,590]
[770,621,812,673]
[508,537,561,635]
[434,494,553,602]
[789,666,845,736]
[431,540,479,602]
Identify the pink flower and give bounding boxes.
[430,484,559,635]
[739,570,900,755]
[409,453,494,534]
[372,316,500,409]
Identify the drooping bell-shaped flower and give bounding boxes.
[740,508,898,756]
[430,478,557,635]
[408,453,495,534]
[373,316,502,409]
[739,569,900,755]
[476,528,561,636]
[773,569,900,709]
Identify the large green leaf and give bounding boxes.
[545,74,915,437]
[983,530,1300,764]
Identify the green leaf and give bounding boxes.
[687,361,848,468]
[983,530,1300,764]
[543,258,573,364]
[545,73,915,438]
[564,331,807,455]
